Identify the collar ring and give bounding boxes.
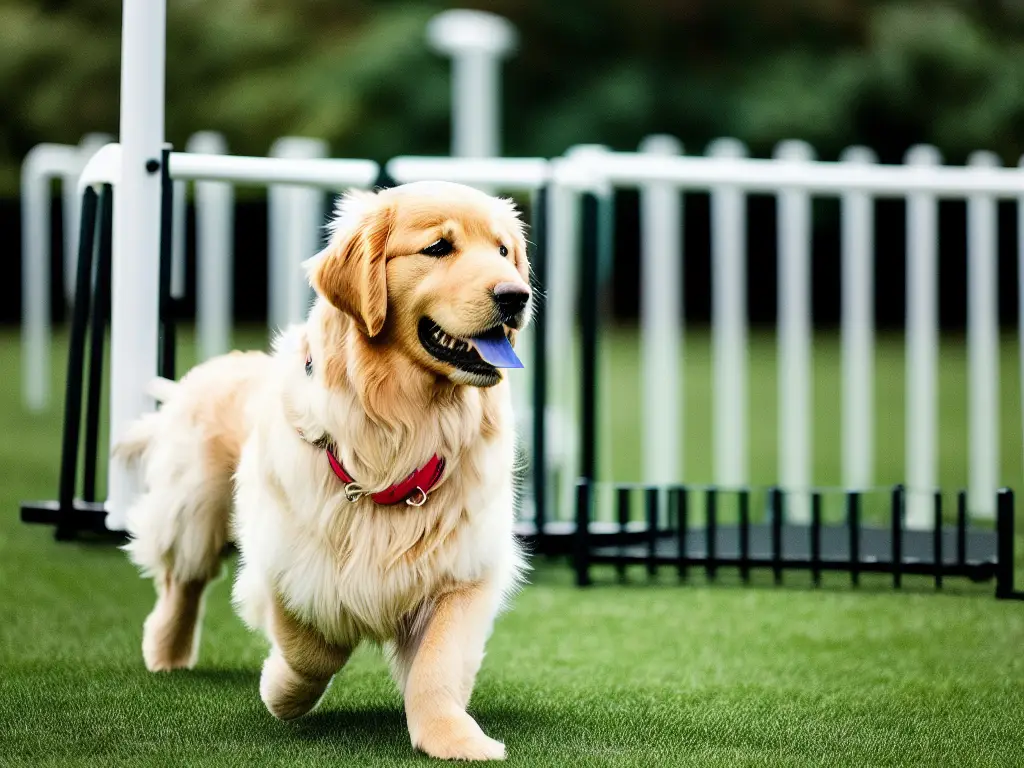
[405,487,428,507]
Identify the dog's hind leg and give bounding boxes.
[142,574,210,671]
[127,468,232,672]
[259,596,352,721]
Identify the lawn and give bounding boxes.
[1,327,1022,766]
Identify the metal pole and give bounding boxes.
[708,137,749,489]
[840,146,877,490]
[905,145,942,529]
[189,131,234,360]
[639,135,683,488]
[966,151,1000,519]
[426,9,517,159]
[106,0,166,532]
[268,136,328,332]
[775,140,815,523]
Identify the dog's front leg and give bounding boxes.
[399,582,505,761]
[259,596,351,721]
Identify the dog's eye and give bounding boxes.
[421,238,453,257]
[498,244,509,258]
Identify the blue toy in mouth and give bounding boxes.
[469,328,524,368]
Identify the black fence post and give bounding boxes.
[891,485,905,589]
[957,490,968,568]
[738,489,751,584]
[847,492,861,587]
[706,487,718,582]
[996,488,1015,599]
[574,481,592,587]
[82,185,113,504]
[646,487,659,578]
[811,491,822,587]
[616,486,630,582]
[675,487,689,582]
[530,185,548,552]
[157,146,176,380]
[579,192,600,509]
[770,487,783,585]
[56,187,99,540]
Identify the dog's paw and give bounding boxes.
[142,612,196,672]
[259,652,330,721]
[411,713,506,761]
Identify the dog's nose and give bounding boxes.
[493,282,531,325]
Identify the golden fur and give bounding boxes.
[115,181,532,761]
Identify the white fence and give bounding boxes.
[566,139,1022,530]
[25,136,1023,534]
[21,131,348,409]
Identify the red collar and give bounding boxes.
[299,353,444,506]
[325,447,445,507]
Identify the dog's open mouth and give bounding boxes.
[418,318,522,376]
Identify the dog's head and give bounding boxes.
[307,181,532,387]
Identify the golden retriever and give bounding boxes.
[114,180,533,761]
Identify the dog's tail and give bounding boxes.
[146,376,179,404]
[111,377,179,464]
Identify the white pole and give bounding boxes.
[775,140,815,522]
[905,144,942,529]
[708,137,749,489]
[967,150,1000,518]
[1019,155,1024,498]
[188,131,234,360]
[20,148,57,413]
[546,180,580,522]
[639,135,683,488]
[106,0,166,532]
[426,10,517,158]
[62,133,112,306]
[268,136,328,331]
[840,146,877,490]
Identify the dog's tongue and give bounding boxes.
[468,328,523,368]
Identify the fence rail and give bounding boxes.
[573,481,1021,599]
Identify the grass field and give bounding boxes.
[2,327,1023,766]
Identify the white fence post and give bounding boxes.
[426,10,517,159]
[905,144,942,529]
[545,178,581,523]
[268,137,328,332]
[1019,155,1024,496]
[106,0,166,532]
[189,132,234,360]
[21,136,111,412]
[966,150,1000,518]
[639,135,683,489]
[775,140,815,522]
[708,137,749,489]
[171,131,230,306]
[20,146,65,413]
[840,146,877,490]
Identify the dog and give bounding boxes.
[114,180,534,761]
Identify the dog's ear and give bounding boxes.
[308,195,395,337]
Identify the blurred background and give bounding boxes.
[5,0,1024,326]
[5,0,1024,498]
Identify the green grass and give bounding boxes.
[1,327,1023,766]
